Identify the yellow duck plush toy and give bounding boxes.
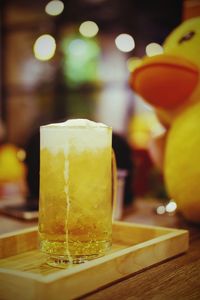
[130,17,200,223]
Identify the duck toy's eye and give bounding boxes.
[178,31,195,44]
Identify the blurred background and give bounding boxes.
[0,0,199,217]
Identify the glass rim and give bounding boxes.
[40,125,112,130]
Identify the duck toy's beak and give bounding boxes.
[130,54,199,110]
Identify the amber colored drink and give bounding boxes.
[38,119,112,266]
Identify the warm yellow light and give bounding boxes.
[33,34,56,61]
[115,34,135,52]
[79,21,99,38]
[146,42,163,57]
[16,149,26,161]
[45,0,64,16]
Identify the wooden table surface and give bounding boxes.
[0,198,200,300]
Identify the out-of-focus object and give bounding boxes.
[130,17,200,223]
[0,119,6,142]
[0,202,38,220]
[61,35,100,87]
[127,57,142,72]
[45,0,64,16]
[0,144,26,197]
[79,21,99,38]
[33,34,56,61]
[112,133,134,210]
[115,34,135,52]
[113,169,128,220]
[0,131,39,220]
[156,199,177,216]
[128,112,165,150]
[0,144,25,182]
[145,42,164,57]
[128,112,166,198]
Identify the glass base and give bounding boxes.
[47,256,72,268]
[40,238,111,268]
[47,253,104,268]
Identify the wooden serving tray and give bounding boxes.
[0,221,188,300]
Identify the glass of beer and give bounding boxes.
[38,119,113,267]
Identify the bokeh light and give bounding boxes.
[33,34,56,61]
[115,34,135,52]
[146,42,163,57]
[79,21,99,38]
[156,205,166,215]
[68,39,88,56]
[165,201,177,213]
[45,0,64,16]
[61,36,100,86]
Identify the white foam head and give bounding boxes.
[40,119,112,153]
[44,119,107,128]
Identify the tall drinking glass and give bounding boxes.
[38,119,113,267]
